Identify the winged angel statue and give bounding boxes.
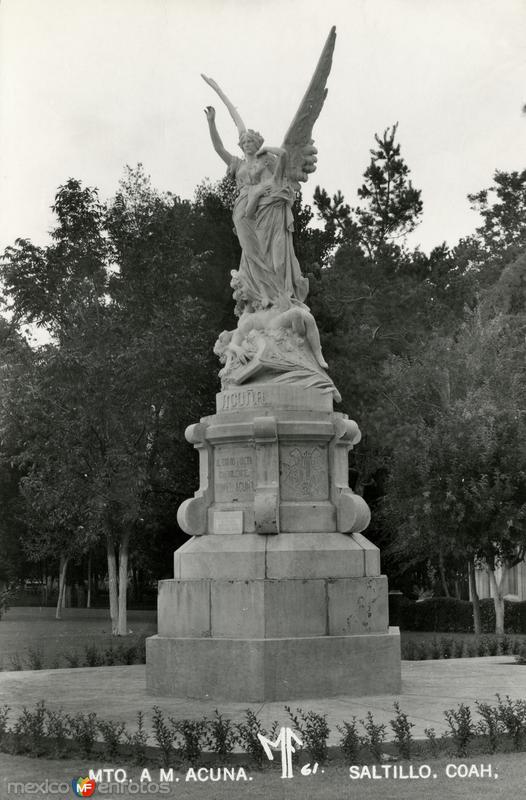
[203,27,340,401]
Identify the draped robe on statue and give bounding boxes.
[228,155,309,307]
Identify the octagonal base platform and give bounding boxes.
[146,628,401,702]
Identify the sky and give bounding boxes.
[0,0,525,255]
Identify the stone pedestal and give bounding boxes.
[146,385,401,699]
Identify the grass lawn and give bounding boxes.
[1,752,525,799]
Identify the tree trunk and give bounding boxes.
[438,549,450,597]
[107,537,119,634]
[488,567,505,635]
[87,553,92,609]
[56,556,69,620]
[467,559,481,635]
[132,566,139,603]
[116,530,130,636]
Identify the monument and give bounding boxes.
[146,27,401,701]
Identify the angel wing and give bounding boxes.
[281,26,336,189]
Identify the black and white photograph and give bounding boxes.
[0,1,525,797]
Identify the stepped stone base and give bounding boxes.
[146,629,401,701]
[146,532,401,700]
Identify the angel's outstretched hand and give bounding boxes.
[204,106,216,123]
[301,140,318,174]
[303,140,318,155]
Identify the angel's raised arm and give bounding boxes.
[204,105,235,166]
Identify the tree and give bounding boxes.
[381,310,526,634]
[2,179,108,335]
[0,319,33,590]
[354,123,423,259]
[468,170,526,261]
[1,167,242,632]
[307,126,476,514]
[2,179,147,632]
[313,122,423,261]
[454,169,526,291]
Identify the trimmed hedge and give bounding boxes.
[3,695,526,766]
[391,596,526,634]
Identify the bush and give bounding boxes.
[495,694,526,750]
[45,708,70,758]
[475,701,502,753]
[400,598,474,632]
[171,718,208,765]
[400,639,417,660]
[151,706,174,768]
[515,642,526,664]
[125,711,148,766]
[429,638,442,659]
[501,600,526,634]
[9,653,23,671]
[84,645,103,667]
[114,643,137,665]
[285,706,330,764]
[68,712,98,758]
[424,727,441,758]
[452,638,464,658]
[63,652,80,668]
[8,694,526,767]
[415,641,429,660]
[0,706,10,746]
[388,593,413,626]
[465,639,478,657]
[0,587,14,620]
[236,710,278,769]
[444,703,476,757]
[389,702,414,759]
[337,718,361,764]
[402,633,526,660]
[13,702,47,756]
[360,712,386,762]
[205,710,237,758]
[98,719,126,759]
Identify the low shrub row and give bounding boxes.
[5,633,526,672]
[4,640,147,671]
[391,596,526,634]
[2,695,526,767]
[401,634,526,660]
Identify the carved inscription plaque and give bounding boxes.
[220,388,267,412]
[214,445,255,502]
[280,445,329,501]
[213,510,244,534]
